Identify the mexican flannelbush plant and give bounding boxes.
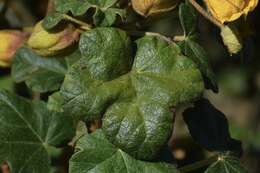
[0,0,257,172]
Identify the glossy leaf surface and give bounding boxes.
[60,27,204,160]
[69,130,179,173]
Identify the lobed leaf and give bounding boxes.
[0,90,75,173]
[60,27,204,160]
[69,130,179,173]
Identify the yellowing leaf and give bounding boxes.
[0,30,28,67]
[131,0,179,17]
[27,21,79,56]
[204,0,259,23]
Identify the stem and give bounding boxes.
[179,155,218,173]
[128,30,174,43]
[32,92,41,100]
[63,14,92,30]
[173,35,186,42]
[188,0,223,28]
[1,163,10,173]
[46,0,55,14]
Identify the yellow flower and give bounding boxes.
[27,21,80,56]
[204,0,259,23]
[131,0,179,17]
[0,30,28,67]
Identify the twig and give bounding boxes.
[46,0,55,14]
[127,30,174,43]
[1,163,10,173]
[188,0,223,28]
[32,92,41,100]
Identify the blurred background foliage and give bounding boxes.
[0,0,260,173]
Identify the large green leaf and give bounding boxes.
[205,153,248,173]
[60,27,204,160]
[69,130,179,173]
[11,47,81,93]
[0,90,75,173]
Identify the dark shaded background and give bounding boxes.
[0,0,259,172]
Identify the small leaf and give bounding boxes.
[11,47,80,92]
[0,90,75,173]
[47,92,64,112]
[43,12,64,30]
[179,39,218,93]
[99,8,126,26]
[179,3,197,36]
[55,0,118,16]
[205,153,248,173]
[69,130,179,173]
[183,98,242,154]
[178,2,218,93]
[52,0,122,27]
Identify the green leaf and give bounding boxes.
[47,0,122,27]
[179,39,218,93]
[179,3,197,36]
[43,12,65,30]
[47,92,65,112]
[0,76,14,91]
[178,3,218,93]
[55,0,118,16]
[183,99,242,153]
[11,47,81,93]
[0,90,75,173]
[96,8,126,26]
[60,27,204,160]
[60,27,133,120]
[205,153,248,173]
[69,130,179,173]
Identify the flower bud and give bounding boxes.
[27,21,80,56]
[0,30,28,67]
[131,0,179,17]
[204,0,259,23]
[220,25,242,55]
